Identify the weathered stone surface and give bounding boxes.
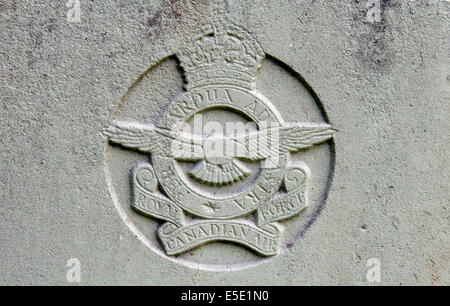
[0,0,448,285]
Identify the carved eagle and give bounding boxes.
[104,121,336,186]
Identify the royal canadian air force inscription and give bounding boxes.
[104,19,336,257]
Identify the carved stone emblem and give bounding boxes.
[104,15,336,260]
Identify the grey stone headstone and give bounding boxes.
[0,0,448,285]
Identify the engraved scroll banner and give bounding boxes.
[132,163,184,227]
[158,221,282,256]
[256,165,311,227]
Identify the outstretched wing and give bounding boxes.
[170,132,204,161]
[280,123,336,152]
[230,126,283,161]
[103,121,160,152]
[230,123,336,161]
[104,121,204,160]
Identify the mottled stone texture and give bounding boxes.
[0,0,448,285]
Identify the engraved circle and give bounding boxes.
[152,86,287,219]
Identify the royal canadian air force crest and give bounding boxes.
[104,20,336,257]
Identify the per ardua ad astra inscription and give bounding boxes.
[103,8,336,269]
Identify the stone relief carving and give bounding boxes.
[104,11,336,258]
